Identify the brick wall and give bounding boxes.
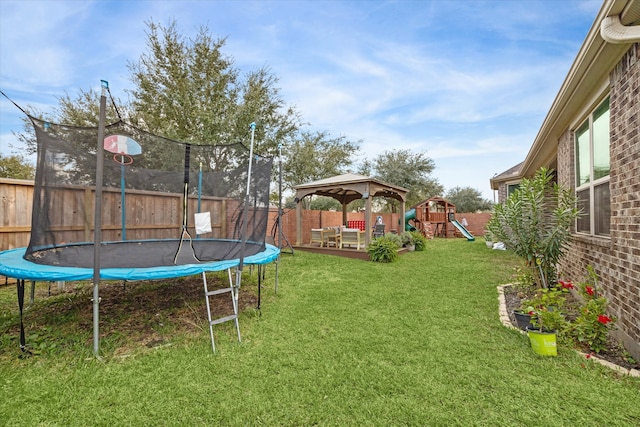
[453,213,491,237]
[558,44,640,360]
[497,183,507,204]
[556,129,573,192]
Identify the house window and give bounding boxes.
[575,97,610,236]
[507,183,520,197]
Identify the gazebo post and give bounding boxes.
[399,199,406,234]
[364,191,372,246]
[342,203,348,227]
[296,198,302,246]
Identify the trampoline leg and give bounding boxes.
[17,279,27,353]
[275,259,279,294]
[257,265,262,310]
[29,280,36,306]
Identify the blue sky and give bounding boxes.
[0,0,602,199]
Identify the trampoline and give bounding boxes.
[0,85,280,354]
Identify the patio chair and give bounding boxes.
[340,228,364,249]
[372,224,385,238]
[322,228,339,248]
[310,229,323,246]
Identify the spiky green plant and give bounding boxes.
[486,168,580,287]
[366,235,400,263]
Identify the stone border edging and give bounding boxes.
[497,284,640,378]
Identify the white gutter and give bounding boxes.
[601,14,640,43]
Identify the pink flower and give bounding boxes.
[585,353,592,359]
[585,286,595,296]
[597,315,612,325]
[559,280,574,289]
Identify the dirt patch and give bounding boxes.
[3,274,260,357]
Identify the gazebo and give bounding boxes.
[293,173,409,247]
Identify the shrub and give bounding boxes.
[567,266,616,354]
[382,233,402,247]
[571,298,613,353]
[367,235,400,263]
[486,167,580,287]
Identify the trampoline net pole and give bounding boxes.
[93,81,107,356]
[237,122,256,276]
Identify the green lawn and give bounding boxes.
[1,239,638,426]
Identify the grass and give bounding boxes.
[1,239,639,426]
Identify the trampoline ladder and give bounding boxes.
[202,270,241,352]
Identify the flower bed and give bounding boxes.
[502,284,639,371]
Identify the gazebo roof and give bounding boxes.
[293,173,408,205]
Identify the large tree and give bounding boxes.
[366,149,443,209]
[0,153,35,179]
[281,130,361,190]
[445,186,493,213]
[128,20,301,172]
[310,196,342,211]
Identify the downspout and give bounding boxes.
[601,15,640,43]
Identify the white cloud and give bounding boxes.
[0,0,600,198]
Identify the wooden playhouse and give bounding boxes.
[406,196,456,238]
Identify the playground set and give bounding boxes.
[405,196,474,241]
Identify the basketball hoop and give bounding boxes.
[112,153,133,165]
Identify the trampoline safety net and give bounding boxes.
[25,117,273,269]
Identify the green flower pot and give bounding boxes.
[526,326,557,356]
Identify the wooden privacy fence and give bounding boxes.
[0,178,231,250]
[268,209,492,247]
[2,178,492,252]
[0,179,33,250]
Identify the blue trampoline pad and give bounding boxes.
[0,244,279,282]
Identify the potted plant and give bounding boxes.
[508,265,631,362]
[410,231,428,251]
[399,231,415,251]
[510,265,537,330]
[523,285,570,356]
[526,306,567,356]
[484,230,494,249]
[513,305,534,331]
